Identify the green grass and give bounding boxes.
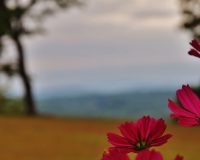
[0,116,198,159]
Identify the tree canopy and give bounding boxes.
[179,0,200,41]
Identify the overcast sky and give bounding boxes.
[4,0,200,96]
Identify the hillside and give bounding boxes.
[36,90,176,119]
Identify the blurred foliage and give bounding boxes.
[179,0,200,41]
[0,63,17,77]
[0,90,24,115]
[0,0,84,39]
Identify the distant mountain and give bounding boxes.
[36,90,176,120]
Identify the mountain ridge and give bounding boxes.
[36,89,176,119]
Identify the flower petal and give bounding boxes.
[107,133,132,147]
[150,134,172,146]
[147,118,167,142]
[136,149,163,160]
[174,155,184,160]
[168,99,196,118]
[101,149,130,160]
[137,116,152,141]
[118,122,139,143]
[108,147,134,154]
[190,39,200,52]
[176,85,200,116]
[178,117,199,127]
[188,49,200,58]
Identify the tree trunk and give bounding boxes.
[15,36,36,115]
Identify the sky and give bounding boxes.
[3,0,200,97]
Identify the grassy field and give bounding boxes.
[0,116,199,160]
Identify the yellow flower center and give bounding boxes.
[135,141,147,150]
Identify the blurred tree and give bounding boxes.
[0,0,84,115]
[179,0,200,41]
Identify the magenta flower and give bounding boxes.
[174,155,184,160]
[136,149,163,160]
[136,149,183,160]
[107,116,172,153]
[168,84,200,127]
[188,39,200,58]
[101,149,130,160]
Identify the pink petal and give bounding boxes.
[188,49,200,58]
[137,116,152,141]
[108,147,134,154]
[168,99,196,118]
[174,155,184,160]
[107,133,132,147]
[102,149,130,160]
[169,114,199,127]
[118,122,139,143]
[190,39,200,52]
[170,113,180,118]
[150,134,172,146]
[136,149,163,160]
[148,119,167,142]
[178,117,199,127]
[176,85,200,116]
[183,85,200,115]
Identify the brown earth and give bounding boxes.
[0,116,198,160]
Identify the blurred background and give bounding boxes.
[0,0,199,118]
[0,0,200,159]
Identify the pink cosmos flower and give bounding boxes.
[136,149,184,160]
[168,84,200,127]
[107,116,172,153]
[188,39,200,58]
[101,149,130,160]
[174,155,184,160]
[136,149,163,160]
